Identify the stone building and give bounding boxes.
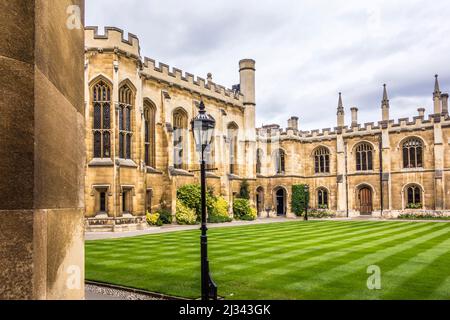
[84,27,256,231]
[84,26,450,231]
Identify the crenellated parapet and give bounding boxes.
[141,57,244,106]
[85,26,245,107]
[257,113,450,143]
[85,26,140,58]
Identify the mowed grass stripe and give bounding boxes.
[281,223,449,299]
[88,221,386,263]
[211,222,400,251]
[214,221,427,269]
[432,276,450,299]
[217,223,441,299]
[212,221,415,260]
[379,233,450,300]
[85,221,450,299]
[331,225,450,300]
[84,221,428,296]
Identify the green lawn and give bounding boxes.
[85,220,450,300]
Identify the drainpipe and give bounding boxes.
[344,141,349,218]
[379,134,384,217]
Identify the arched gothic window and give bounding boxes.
[228,123,238,174]
[144,101,156,167]
[274,149,286,174]
[92,81,111,158]
[406,185,422,209]
[314,147,330,173]
[317,188,328,209]
[356,143,373,171]
[118,85,133,159]
[403,138,423,168]
[173,108,188,169]
[256,148,263,174]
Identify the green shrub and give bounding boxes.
[238,180,250,200]
[208,196,232,223]
[398,213,450,220]
[175,200,198,225]
[292,185,309,216]
[146,211,163,226]
[307,209,336,219]
[177,184,215,218]
[406,203,423,209]
[233,198,256,221]
[157,208,173,224]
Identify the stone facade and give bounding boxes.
[84,27,256,231]
[84,27,450,231]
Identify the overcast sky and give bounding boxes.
[86,0,450,130]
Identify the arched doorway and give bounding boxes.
[274,187,286,216]
[256,187,264,216]
[358,186,373,215]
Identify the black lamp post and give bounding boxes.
[191,101,218,301]
[304,185,309,221]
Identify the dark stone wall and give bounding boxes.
[0,0,85,300]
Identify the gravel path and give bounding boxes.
[85,283,164,300]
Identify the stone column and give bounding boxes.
[335,134,348,215]
[433,117,444,210]
[0,1,85,299]
[380,127,392,212]
[350,107,358,127]
[441,93,449,116]
[240,59,256,179]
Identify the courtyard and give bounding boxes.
[85,220,450,300]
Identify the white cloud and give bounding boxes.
[86,0,450,130]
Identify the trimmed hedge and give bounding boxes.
[233,198,257,221]
[146,211,163,226]
[175,200,198,225]
[157,208,173,224]
[177,184,215,218]
[398,213,450,220]
[208,196,232,223]
[307,210,336,219]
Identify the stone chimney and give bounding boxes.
[207,72,213,84]
[287,116,299,130]
[418,108,425,117]
[351,107,358,127]
[441,93,449,115]
[239,59,256,106]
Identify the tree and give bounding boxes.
[239,179,250,199]
[292,184,309,216]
